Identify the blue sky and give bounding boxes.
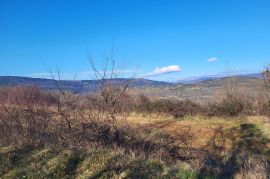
[0,0,270,81]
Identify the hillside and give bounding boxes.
[131,76,263,102]
[170,76,262,102]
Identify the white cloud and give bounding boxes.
[141,65,182,77]
[207,57,219,62]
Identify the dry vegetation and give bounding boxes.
[0,64,270,178]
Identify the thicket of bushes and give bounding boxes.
[137,97,203,118]
[1,84,270,123]
[0,85,179,154]
[5,83,265,156]
[136,92,270,117]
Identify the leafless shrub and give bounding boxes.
[261,65,270,115]
[178,125,196,154]
[0,86,55,147]
[85,52,137,145]
[208,76,246,116]
[206,98,244,116]
[207,66,270,116]
[234,155,268,179]
[137,99,203,118]
[262,65,270,90]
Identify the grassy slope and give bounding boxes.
[0,146,197,179]
[1,115,270,178]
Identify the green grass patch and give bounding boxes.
[0,146,198,179]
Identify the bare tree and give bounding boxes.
[48,69,76,129]
[87,49,135,145]
[262,65,270,90]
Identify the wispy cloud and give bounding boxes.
[141,65,182,77]
[207,57,219,62]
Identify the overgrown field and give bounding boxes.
[1,115,269,178]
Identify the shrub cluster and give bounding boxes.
[0,86,175,160]
[136,91,270,117]
[137,97,203,118]
[206,89,270,116]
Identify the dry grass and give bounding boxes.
[127,114,270,150]
[1,114,270,178]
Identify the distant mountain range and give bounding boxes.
[177,73,262,84]
[0,73,262,94]
[0,76,171,93]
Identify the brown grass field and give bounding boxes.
[1,114,270,178]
